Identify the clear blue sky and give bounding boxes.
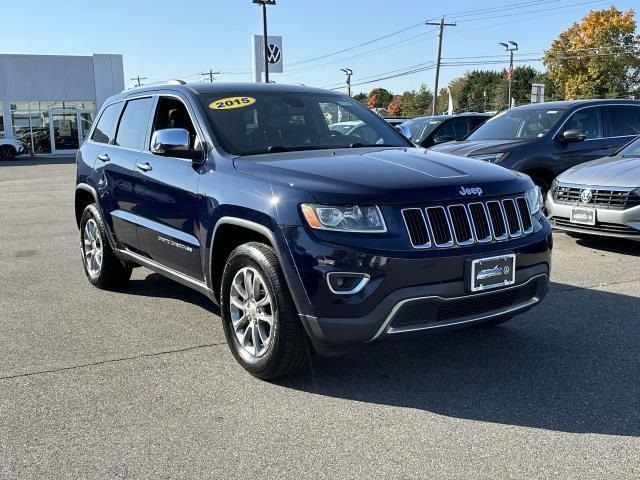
[3,0,636,95]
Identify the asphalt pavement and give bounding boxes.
[1,158,639,479]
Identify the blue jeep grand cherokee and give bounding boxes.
[75,82,551,379]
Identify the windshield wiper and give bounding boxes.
[349,142,386,148]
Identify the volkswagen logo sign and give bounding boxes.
[267,44,281,64]
[580,189,593,203]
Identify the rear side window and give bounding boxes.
[91,103,123,144]
[607,106,640,137]
[115,97,154,150]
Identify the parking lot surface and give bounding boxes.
[1,158,639,479]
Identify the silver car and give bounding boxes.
[547,136,640,240]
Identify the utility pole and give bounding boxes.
[130,75,147,87]
[200,69,221,82]
[500,41,518,108]
[340,68,353,96]
[426,17,456,115]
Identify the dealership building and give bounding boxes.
[0,54,124,154]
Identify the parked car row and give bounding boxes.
[399,100,640,242]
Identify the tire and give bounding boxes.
[221,242,308,380]
[477,315,514,328]
[79,204,132,289]
[0,145,16,161]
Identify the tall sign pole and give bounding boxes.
[253,0,276,83]
[500,41,518,108]
[426,17,456,115]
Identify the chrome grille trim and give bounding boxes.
[447,204,475,246]
[425,206,454,248]
[502,198,523,238]
[401,208,431,249]
[467,202,493,243]
[486,200,509,241]
[402,196,533,249]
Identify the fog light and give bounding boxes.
[326,272,370,295]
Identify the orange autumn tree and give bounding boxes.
[544,7,640,99]
[388,95,403,116]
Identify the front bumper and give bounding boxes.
[546,193,640,240]
[284,217,552,354]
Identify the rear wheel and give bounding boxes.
[0,146,16,161]
[221,242,308,380]
[80,204,132,289]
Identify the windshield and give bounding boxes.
[402,117,443,143]
[619,136,640,157]
[200,92,410,155]
[467,108,567,141]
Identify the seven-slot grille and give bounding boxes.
[402,196,534,249]
[552,185,640,210]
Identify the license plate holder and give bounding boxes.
[470,254,516,292]
[570,207,596,226]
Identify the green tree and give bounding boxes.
[353,92,368,105]
[367,88,393,108]
[543,7,640,99]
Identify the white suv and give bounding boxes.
[0,138,27,160]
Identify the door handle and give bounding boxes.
[97,153,110,162]
[136,162,152,172]
[599,145,612,149]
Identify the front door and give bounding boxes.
[49,110,95,154]
[133,95,205,280]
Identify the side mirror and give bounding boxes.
[398,124,412,141]
[559,129,586,143]
[433,134,454,145]
[151,128,190,155]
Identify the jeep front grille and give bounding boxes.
[402,196,534,249]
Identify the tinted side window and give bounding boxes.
[563,107,603,139]
[91,103,123,144]
[115,97,154,150]
[151,97,202,151]
[607,106,640,137]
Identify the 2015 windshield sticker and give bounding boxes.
[209,97,256,110]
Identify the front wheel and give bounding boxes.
[221,242,308,380]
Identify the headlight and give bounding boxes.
[469,152,508,163]
[525,186,544,215]
[301,204,387,232]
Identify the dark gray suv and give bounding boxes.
[431,100,640,194]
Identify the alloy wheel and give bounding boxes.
[229,266,275,358]
[83,218,103,279]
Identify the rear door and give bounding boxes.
[553,106,613,172]
[133,95,205,280]
[89,100,141,250]
[604,104,640,150]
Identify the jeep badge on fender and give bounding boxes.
[75,82,552,380]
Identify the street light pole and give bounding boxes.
[253,0,276,83]
[341,68,353,96]
[500,41,518,108]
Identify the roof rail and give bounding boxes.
[166,79,187,85]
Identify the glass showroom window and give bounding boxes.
[9,101,96,153]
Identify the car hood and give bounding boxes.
[430,139,535,157]
[233,147,531,204]
[557,155,640,188]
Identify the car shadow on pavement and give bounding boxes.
[279,281,640,437]
[574,236,639,256]
[125,272,220,315]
